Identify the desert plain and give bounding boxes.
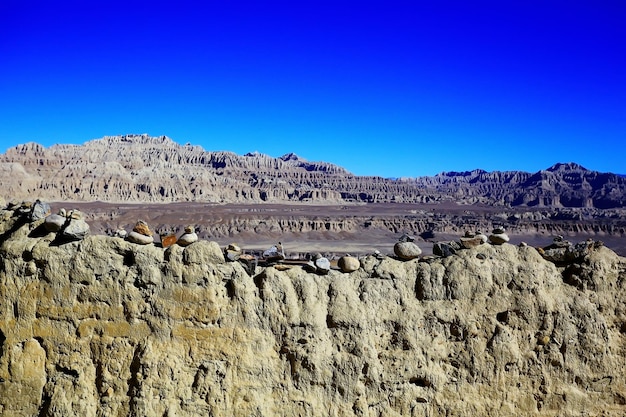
[62,201,626,258]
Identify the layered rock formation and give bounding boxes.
[1,202,626,416]
[0,134,415,204]
[1,134,625,207]
[407,162,626,208]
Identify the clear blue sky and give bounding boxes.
[1,1,624,177]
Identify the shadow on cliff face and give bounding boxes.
[0,329,5,359]
[0,213,27,246]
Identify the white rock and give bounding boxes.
[177,232,198,247]
[127,230,154,245]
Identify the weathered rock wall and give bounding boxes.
[1,135,425,204]
[1,205,626,416]
[3,135,625,207]
[407,163,626,209]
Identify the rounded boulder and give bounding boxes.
[394,241,422,260]
[338,256,360,273]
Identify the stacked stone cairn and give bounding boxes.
[434,228,508,258]
[537,236,605,290]
[126,220,154,245]
[488,227,510,245]
[4,199,91,242]
[304,253,331,275]
[61,209,90,241]
[177,225,198,246]
[538,235,601,265]
[222,243,258,276]
[42,206,90,241]
[460,230,487,249]
[262,242,285,262]
[6,199,50,223]
[225,243,243,261]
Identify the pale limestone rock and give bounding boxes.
[313,253,331,274]
[394,241,422,260]
[127,230,154,245]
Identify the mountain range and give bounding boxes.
[1,134,625,208]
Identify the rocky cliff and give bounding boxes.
[0,134,421,204]
[407,163,626,209]
[2,134,625,207]
[1,202,626,416]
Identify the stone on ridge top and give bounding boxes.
[133,220,153,237]
[394,241,422,260]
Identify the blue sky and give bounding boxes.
[1,1,624,177]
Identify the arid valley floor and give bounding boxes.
[62,201,626,258]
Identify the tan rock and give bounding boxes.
[132,220,153,236]
[460,236,484,249]
[337,255,360,273]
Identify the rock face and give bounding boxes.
[1,135,625,207]
[408,162,626,208]
[1,204,626,416]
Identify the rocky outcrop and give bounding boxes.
[2,135,625,207]
[1,203,626,416]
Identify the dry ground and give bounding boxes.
[55,201,626,258]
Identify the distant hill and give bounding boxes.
[404,161,626,209]
[1,134,625,208]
